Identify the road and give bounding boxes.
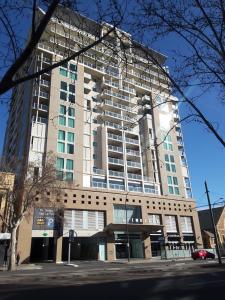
[0,260,225,300]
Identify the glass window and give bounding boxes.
[66,159,74,170]
[67,132,74,142]
[168,176,179,195]
[113,205,142,224]
[60,91,67,101]
[69,84,75,93]
[65,172,73,181]
[58,116,66,126]
[60,105,66,115]
[57,142,65,153]
[69,64,77,72]
[67,144,74,154]
[58,130,65,141]
[68,93,75,103]
[56,157,64,170]
[165,155,176,173]
[68,107,75,117]
[69,72,77,80]
[56,170,64,180]
[93,130,97,136]
[93,142,97,147]
[61,81,67,91]
[62,62,68,69]
[68,118,75,128]
[59,68,68,77]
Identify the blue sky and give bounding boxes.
[0,1,224,208]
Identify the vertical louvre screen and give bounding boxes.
[64,210,104,231]
[181,216,193,233]
[165,215,177,232]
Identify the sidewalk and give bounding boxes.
[0,264,43,272]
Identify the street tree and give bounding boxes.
[0,153,62,271]
[127,0,225,147]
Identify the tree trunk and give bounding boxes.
[8,226,18,271]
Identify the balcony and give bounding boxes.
[105,69,119,78]
[40,79,50,87]
[108,170,124,177]
[108,133,123,142]
[92,181,107,188]
[104,80,119,88]
[108,157,124,165]
[108,145,123,153]
[83,61,104,73]
[127,161,141,168]
[34,90,49,99]
[125,137,139,145]
[104,89,130,103]
[144,185,159,195]
[93,168,106,175]
[32,103,48,112]
[32,116,48,124]
[109,183,125,191]
[126,149,140,156]
[128,186,143,192]
[128,173,142,180]
[104,99,132,113]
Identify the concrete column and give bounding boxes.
[17,215,33,264]
[106,232,115,261]
[143,233,152,259]
[176,215,184,246]
[55,236,63,263]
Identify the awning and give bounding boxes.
[104,223,163,233]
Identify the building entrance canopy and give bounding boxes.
[104,223,163,233]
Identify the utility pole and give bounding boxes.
[205,181,222,264]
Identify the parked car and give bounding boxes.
[191,249,215,260]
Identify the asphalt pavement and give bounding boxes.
[1,259,225,300]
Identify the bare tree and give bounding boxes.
[0,0,124,97]
[0,153,61,271]
[126,0,225,147]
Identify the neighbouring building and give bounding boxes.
[2,6,202,263]
[198,207,225,252]
[0,172,15,264]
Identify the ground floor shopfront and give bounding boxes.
[16,188,203,263]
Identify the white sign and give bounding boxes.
[0,233,11,240]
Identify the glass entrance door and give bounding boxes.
[115,232,143,259]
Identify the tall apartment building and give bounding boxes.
[3,7,202,262]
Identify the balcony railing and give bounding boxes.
[108,133,123,141]
[104,89,130,102]
[40,79,50,87]
[126,149,140,156]
[93,168,106,175]
[32,103,48,111]
[105,99,132,112]
[109,183,125,191]
[108,145,123,153]
[108,157,124,165]
[145,187,159,195]
[127,161,141,168]
[125,137,139,145]
[128,173,142,180]
[109,170,124,177]
[32,116,48,124]
[92,181,107,188]
[128,186,143,192]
